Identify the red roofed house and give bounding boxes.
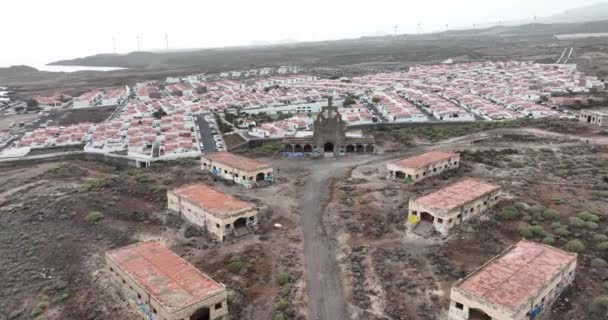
[167,183,258,241]
[448,240,576,320]
[407,179,502,236]
[201,152,273,188]
[106,241,228,320]
[387,150,459,183]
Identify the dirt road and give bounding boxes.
[276,155,401,320]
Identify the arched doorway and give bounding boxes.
[234,217,248,229]
[346,145,355,153]
[303,144,312,153]
[284,144,294,152]
[324,142,334,152]
[395,171,406,179]
[366,145,374,153]
[294,144,303,152]
[356,145,364,153]
[190,307,210,320]
[256,172,266,181]
[469,308,492,320]
[420,212,434,223]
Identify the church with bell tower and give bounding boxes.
[282,97,375,157]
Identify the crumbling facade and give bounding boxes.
[282,97,375,157]
[168,184,258,241]
[106,241,228,320]
[201,152,273,188]
[387,150,459,183]
[449,240,577,320]
[578,110,607,127]
[408,179,501,235]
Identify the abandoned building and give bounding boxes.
[448,240,577,320]
[106,241,229,320]
[387,150,459,183]
[201,152,273,188]
[408,179,501,236]
[168,183,258,241]
[578,110,607,127]
[282,97,375,157]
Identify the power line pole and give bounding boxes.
[393,24,398,36]
[417,22,422,35]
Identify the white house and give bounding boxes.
[73,91,103,109]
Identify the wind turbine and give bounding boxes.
[112,36,117,54]
[136,33,141,51]
[417,22,422,35]
[165,33,169,50]
[393,24,398,36]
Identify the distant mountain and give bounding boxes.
[278,38,299,44]
[442,20,608,37]
[542,2,608,24]
[466,2,608,30]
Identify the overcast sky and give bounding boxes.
[0,0,601,67]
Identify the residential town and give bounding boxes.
[1,61,604,164]
[1,50,607,320]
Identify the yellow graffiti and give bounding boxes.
[408,215,417,224]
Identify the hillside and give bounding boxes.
[542,2,608,24]
[47,20,608,70]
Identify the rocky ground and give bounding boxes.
[326,128,608,320]
[0,159,306,320]
[0,124,607,320]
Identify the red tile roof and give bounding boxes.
[456,240,576,311]
[414,179,500,210]
[393,150,458,168]
[203,152,272,172]
[171,183,254,217]
[106,241,224,312]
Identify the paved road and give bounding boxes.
[556,47,574,64]
[194,114,217,152]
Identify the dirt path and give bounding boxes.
[275,155,407,320]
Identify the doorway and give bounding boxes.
[395,171,406,179]
[189,307,210,320]
[420,212,434,223]
[234,217,247,229]
[468,308,492,320]
[256,173,266,181]
[324,142,334,152]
